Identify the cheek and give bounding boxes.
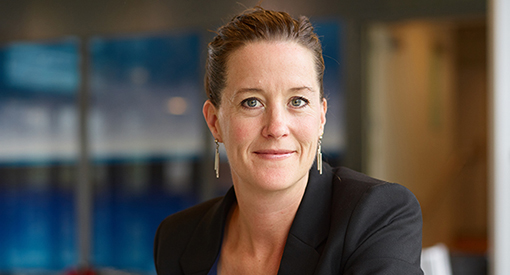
[225,117,255,145]
[292,114,322,141]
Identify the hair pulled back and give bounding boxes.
[205,6,325,107]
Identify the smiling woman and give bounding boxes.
[204,41,326,196]
[154,6,424,275]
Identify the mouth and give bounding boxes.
[253,149,295,160]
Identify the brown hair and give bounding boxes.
[205,6,325,107]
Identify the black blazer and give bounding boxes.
[154,163,424,274]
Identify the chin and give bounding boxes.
[249,167,308,192]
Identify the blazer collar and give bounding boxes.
[179,163,334,275]
[179,187,237,275]
[278,163,333,274]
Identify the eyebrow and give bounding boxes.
[289,86,314,93]
[233,86,315,96]
[235,88,264,94]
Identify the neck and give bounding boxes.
[227,173,308,255]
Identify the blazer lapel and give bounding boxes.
[178,164,333,275]
[278,163,333,275]
[179,188,237,275]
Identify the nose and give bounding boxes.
[262,105,289,140]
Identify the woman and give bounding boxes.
[154,7,423,275]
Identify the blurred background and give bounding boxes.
[0,0,501,274]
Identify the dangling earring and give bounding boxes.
[317,135,323,175]
[214,139,220,178]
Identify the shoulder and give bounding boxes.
[331,166,420,213]
[153,196,223,274]
[332,166,390,189]
[327,167,423,274]
[156,196,223,238]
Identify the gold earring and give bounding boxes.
[214,139,220,178]
[317,135,323,175]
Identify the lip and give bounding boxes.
[253,149,295,160]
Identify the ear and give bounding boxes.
[203,100,223,142]
[319,98,327,135]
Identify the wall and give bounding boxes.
[367,21,458,247]
[454,22,487,249]
[489,0,510,273]
[367,20,488,250]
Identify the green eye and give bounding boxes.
[290,97,308,107]
[242,98,261,108]
[247,99,258,107]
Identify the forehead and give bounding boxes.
[224,41,318,90]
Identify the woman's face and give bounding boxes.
[203,41,327,194]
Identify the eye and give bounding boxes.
[289,97,309,108]
[241,97,262,108]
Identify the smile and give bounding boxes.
[253,149,295,160]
